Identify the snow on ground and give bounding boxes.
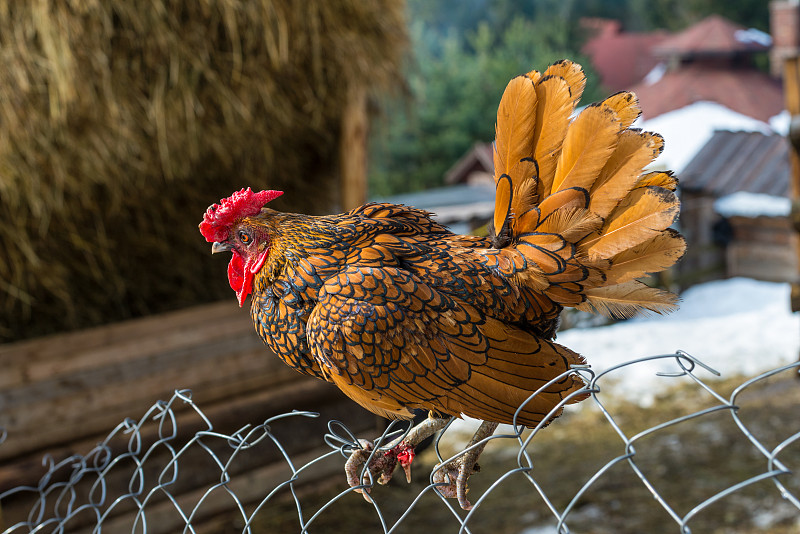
[638,102,773,173]
[557,277,800,404]
[714,191,791,218]
[448,278,799,436]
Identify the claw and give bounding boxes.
[345,439,375,499]
[433,457,477,509]
[432,420,498,510]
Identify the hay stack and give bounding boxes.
[0,0,407,342]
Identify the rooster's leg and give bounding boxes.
[345,415,450,500]
[433,420,499,510]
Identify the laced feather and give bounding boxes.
[493,76,538,234]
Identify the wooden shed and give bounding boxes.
[678,130,792,285]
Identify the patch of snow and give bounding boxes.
[557,278,800,405]
[734,28,772,47]
[770,110,790,136]
[714,192,791,218]
[639,102,772,173]
[643,62,666,86]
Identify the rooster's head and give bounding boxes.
[199,187,283,307]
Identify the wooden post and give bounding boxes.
[783,55,800,373]
[784,57,800,313]
[340,84,369,211]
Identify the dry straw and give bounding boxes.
[0,0,407,341]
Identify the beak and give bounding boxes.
[212,241,233,254]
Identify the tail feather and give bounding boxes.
[601,91,641,129]
[491,60,684,318]
[636,170,678,191]
[582,186,680,259]
[576,280,679,319]
[494,76,538,177]
[604,229,686,285]
[531,75,575,198]
[551,103,620,194]
[543,59,586,108]
[589,130,663,219]
[493,76,539,235]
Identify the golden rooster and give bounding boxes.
[199,60,684,509]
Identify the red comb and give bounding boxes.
[199,188,283,242]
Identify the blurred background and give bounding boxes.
[1,1,798,532]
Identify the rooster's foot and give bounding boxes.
[345,415,450,501]
[345,439,415,502]
[432,420,499,510]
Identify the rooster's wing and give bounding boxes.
[306,264,586,427]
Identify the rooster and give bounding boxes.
[199,60,684,509]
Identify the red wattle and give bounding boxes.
[227,252,254,307]
[227,252,245,293]
[227,249,269,307]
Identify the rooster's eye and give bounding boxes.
[238,230,252,245]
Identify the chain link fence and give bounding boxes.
[1,351,798,533]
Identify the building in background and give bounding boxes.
[679,131,793,284]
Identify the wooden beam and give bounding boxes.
[339,85,368,211]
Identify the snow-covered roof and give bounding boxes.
[678,129,789,198]
[653,14,770,56]
[639,101,773,174]
[714,192,791,218]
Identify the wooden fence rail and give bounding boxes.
[0,302,377,531]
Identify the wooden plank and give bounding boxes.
[0,301,250,389]
[0,378,352,491]
[0,335,302,460]
[783,56,800,313]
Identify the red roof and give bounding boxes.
[653,14,769,57]
[631,65,783,121]
[581,18,670,92]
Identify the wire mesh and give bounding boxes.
[1,351,798,533]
